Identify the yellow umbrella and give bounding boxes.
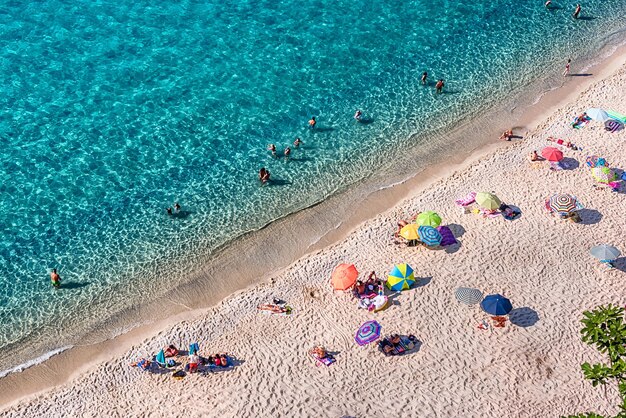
[475,192,501,210]
[400,224,419,240]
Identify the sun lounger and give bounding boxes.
[455,192,476,207]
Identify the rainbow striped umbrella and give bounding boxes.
[416,211,442,227]
[418,225,442,246]
[386,264,415,291]
[548,194,581,215]
[355,320,381,346]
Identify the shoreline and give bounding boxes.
[2,39,626,410]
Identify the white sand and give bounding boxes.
[3,62,626,418]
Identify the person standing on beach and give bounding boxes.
[435,79,445,93]
[308,116,316,129]
[573,3,581,19]
[563,59,571,76]
[421,71,428,85]
[50,269,61,289]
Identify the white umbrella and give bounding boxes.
[586,108,610,121]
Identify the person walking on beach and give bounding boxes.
[573,3,581,19]
[308,116,317,129]
[563,59,571,76]
[421,71,428,85]
[50,268,61,289]
[435,79,445,94]
[293,138,302,148]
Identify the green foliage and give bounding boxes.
[569,304,626,417]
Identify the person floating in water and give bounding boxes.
[174,202,181,213]
[259,167,271,184]
[268,144,277,157]
[563,59,571,76]
[50,268,61,289]
[166,207,173,216]
[284,147,291,159]
[573,3,581,19]
[308,116,316,129]
[435,79,445,93]
[293,137,302,148]
[545,0,552,9]
[354,110,362,122]
[421,71,428,85]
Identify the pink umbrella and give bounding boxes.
[541,147,563,162]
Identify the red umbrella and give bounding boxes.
[541,147,563,162]
[331,264,358,290]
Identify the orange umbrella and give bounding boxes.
[541,147,563,162]
[331,264,358,290]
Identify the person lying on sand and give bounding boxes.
[257,304,291,314]
[547,136,578,150]
[499,129,513,141]
[164,345,179,357]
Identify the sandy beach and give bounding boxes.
[3,50,626,417]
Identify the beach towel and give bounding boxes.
[605,120,624,133]
[455,192,476,207]
[607,110,626,123]
[436,226,457,246]
[549,162,563,171]
[309,350,336,367]
[257,304,292,316]
[572,116,591,129]
[378,335,418,357]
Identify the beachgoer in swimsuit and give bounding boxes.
[421,71,428,85]
[354,110,362,121]
[50,268,61,289]
[395,220,408,237]
[529,150,539,162]
[284,147,291,159]
[174,202,181,213]
[219,353,228,367]
[545,0,552,8]
[499,129,513,141]
[573,3,581,18]
[293,138,302,148]
[563,59,571,77]
[435,79,444,93]
[308,116,316,129]
[259,168,270,184]
[268,144,277,157]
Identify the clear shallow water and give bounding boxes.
[1,0,626,368]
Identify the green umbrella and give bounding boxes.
[476,192,501,210]
[416,211,442,227]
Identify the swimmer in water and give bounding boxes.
[284,147,291,159]
[268,144,277,157]
[354,110,362,121]
[166,207,173,215]
[293,137,302,148]
[308,116,316,129]
[545,0,552,8]
[421,71,428,85]
[174,202,181,212]
[573,3,581,19]
[50,268,61,289]
[435,79,445,93]
[259,168,270,184]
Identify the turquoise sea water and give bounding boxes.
[1,0,626,370]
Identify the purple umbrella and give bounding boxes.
[355,320,382,346]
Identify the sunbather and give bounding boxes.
[529,150,540,162]
[547,136,578,150]
[130,358,151,370]
[499,129,513,141]
[395,220,408,238]
[164,345,179,357]
[311,346,327,359]
[257,304,291,314]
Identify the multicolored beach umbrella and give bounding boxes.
[548,193,581,215]
[355,320,382,346]
[590,245,621,261]
[591,166,617,184]
[541,147,564,162]
[386,264,415,291]
[416,211,442,227]
[475,192,501,210]
[399,224,420,241]
[455,287,483,306]
[480,294,513,316]
[417,225,442,247]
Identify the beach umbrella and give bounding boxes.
[386,264,415,291]
[481,294,513,316]
[455,287,483,305]
[417,225,442,247]
[155,349,166,367]
[416,211,442,227]
[331,263,358,290]
[591,166,617,184]
[355,320,382,346]
[586,108,610,121]
[548,194,581,215]
[541,147,564,162]
[475,192,501,210]
[399,224,420,240]
[590,245,621,261]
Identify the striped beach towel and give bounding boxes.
[455,192,476,207]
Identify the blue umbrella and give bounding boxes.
[481,294,512,316]
[417,225,442,246]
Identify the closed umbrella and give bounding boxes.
[455,287,483,305]
[400,224,419,240]
[417,225,442,246]
[386,264,415,291]
[481,294,513,316]
[586,108,610,121]
[590,245,621,261]
[355,320,382,346]
[331,264,358,290]
[475,192,501,210]
[541,147,563,162]
[416,211,442,227]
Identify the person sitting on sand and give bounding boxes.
[529,150,540,162]
[389,334,401,345]
[218,353,228,367]
[165,345,179,357]
[259,168,271,184]
[355,280,366,295]
[567,212,582,223]
[575,112,588,124]
[499,129,513,141]
[312,346,327,359]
